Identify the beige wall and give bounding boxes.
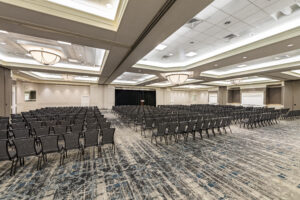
[16,81,90,112]
[156,88,208,105]
[0,67,12,116]
[283,80,300,110]
[15,81,116,113]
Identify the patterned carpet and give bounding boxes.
[0,111,300,200]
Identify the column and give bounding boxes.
[218,86,228,105]
[0,67,12,116]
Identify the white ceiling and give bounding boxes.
[48,0,120,20]
[1,0,300,89]
[202,48,300,76]
[206,76,278,86]
[20,71,99,83]
[137,0,300,68]
[111,72,157,85]
[0,30,107,72]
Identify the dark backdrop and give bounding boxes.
[115,89,156,106]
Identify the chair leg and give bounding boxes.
[37,157,40,170]
[99,146,102,157]
[212,129,216,137]
[42,154,46,164]
[206,130,209,138]
[199,130,203,139]
[59,153,62,166]
[229,126,232,134]
[10,159,16,176]
[164,136,168,145]
[155,137,158,146]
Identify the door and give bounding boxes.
[293,81,300,110]
[81,96,90,106]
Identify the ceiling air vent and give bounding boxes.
[271,3,300,20]
[224,33,238,40]
[162,55,171,59]
[186,18,202,29]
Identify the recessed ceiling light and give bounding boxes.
[168,53,174,56]
[287,44,294,47]
[57,41,72,45]
[214,64,218,67]
[106,3,113,9]
[237,64,247,68]
[0,42,6,45]
[68,59,79,63]
[26,53,32,57]
[274,57,280,60]
[243,56,247,59]
[186,51,197,57]
[285,55,290,58]
[155,44,167,51]
[0,30,8,34]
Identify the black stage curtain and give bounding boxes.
[115,89,156,106]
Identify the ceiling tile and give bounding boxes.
[242,10,272,26]
[203,25,223,36]
[221,0,251,14]
[232,3,261,19]
[264,0,295,15]
[206,10,230,25]
[250,0,280,9]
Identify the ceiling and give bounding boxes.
[0,0,299,90]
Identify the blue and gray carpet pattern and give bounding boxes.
[0,112,300,200]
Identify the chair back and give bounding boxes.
[63,132,80,150]
[85,130,99,147]
[40,135,59,153]
[0,140,9,161]
[34,127,49,137]
[13,129,30,138]
[102,128,115,145]
[0,130,7,140]
[14,138,37,157]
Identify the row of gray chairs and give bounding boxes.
[0,128,115,176]
[150,118,232,145]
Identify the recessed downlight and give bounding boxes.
[0,42,6,45]
[0,30,8,34]
[243,56,247,59]
[275,57,280,60]
[57,41,72,45]
[68,59,79,63]
[237,64,247,68]
[185,51,197,57]
[287,44,294,47]
[214,64,218,67]
[106,3,113,9]
[155,44,167,51]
